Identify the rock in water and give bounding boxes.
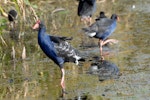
[89,60,120,81]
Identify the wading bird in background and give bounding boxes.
[77,0,96,25]
[82,13,119,60]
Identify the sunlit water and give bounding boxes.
[0,0,150,100]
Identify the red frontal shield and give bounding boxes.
[32,20,40,29]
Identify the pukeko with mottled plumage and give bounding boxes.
[77,0,96,25]
[82,13,119,60]
[32,20,84,90]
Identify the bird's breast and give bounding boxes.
[38,35,51,48]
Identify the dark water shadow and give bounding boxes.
[59,91,103,100]
[88,56,121,81]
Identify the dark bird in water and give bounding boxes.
[82,13,119,60]
[32,20,84,91]
[77,0,96,25]
[88,56,120,81]
[8,9,18,29]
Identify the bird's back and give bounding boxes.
[83,17,117,40]
[96,18,114,32]
[52,37,82,65]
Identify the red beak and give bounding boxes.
[117,16,120,21]
[32,20,40,29]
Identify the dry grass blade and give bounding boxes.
[11,46,15,59]
[17,0,26,21]
[22,46,26,60]
[30,6,38,21]
[51,8,66,30]
[51,8,65,16]
[0,6,8,17]
[0,36,7,46]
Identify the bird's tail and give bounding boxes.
[82,28,96,37]
[82,28,90,32]
[73,55,86,65]
[58,36,73,41]
[78,58,86,61]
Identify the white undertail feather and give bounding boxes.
[75,60,79,65]
[73,55,81,65]
[85,32,96,37]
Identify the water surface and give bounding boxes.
[0,0,150,99]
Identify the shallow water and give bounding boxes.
[0,0,150,100]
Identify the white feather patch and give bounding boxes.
[74,55,81,65]
[74,55,81,60]
[85,32,96,37]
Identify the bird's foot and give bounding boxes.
[62,89,68,94]
[100,56,104,62]
[109,39,119,45]
[103,39,118,46]
[60,89,68,98]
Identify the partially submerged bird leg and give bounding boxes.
[98,39,118,61]
[89,18,92,25]
[86,17,92,25]
[81,17,88,25]
[81,16,92,25]
[99,39,104,61]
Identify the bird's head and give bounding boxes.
[111,14,120,21]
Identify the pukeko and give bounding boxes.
[77,0,96,25]
[32,20,84,90]
[8,9,18,29]
[82,13,119,60]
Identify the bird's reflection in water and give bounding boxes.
[58,55,120,99]
[59,88,89,100]
[88,56,120,81]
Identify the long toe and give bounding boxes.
[100,56,104,61]
[110,39,119,44]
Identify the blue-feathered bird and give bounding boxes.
[77,0,96,25]
[82,13,119,60]
[32,20,84,90]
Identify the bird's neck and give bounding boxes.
[38,27,46,35]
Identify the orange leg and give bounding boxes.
[98,39,118,61]
[60,68,65,91]
[103,39,118,45]
[99,39,104,61]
